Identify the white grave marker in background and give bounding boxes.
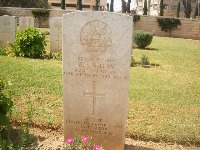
[0,15,17,47]
[50,17,62,52]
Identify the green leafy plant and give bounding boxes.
[0,42,15,57]
[65,135,102,150]
[0,48,6,56]
[32,8,49,27]
[49,52,62,60]
[133,30,153,48]
[130,57,136,67]
[133,14,140,22]
[141,55,149,66]
[12,27,47,58]
[42,31,50,35]
[0,79,13,127]
[157,18,181,33]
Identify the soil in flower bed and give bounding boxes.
[3,124,199,150]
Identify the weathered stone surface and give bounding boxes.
[63,11,133,150]
[0,15,17,47]
[19,16,34,30]
[49,17,62,52]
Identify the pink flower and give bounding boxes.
[66,137,73,144]
[81,136,89,143]
[93,145,101,150]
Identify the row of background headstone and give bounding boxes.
[0,15,61,52]
[0,15,34,47]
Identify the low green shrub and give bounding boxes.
[157,18,181,32]
[0,42,15,57]
[133,30,153,48]
[0,48,6,56]
[133,14,140,22]
[48,52,62,60]
[130,57,136,67]
[12,27,47,58]
[141,55,149,66]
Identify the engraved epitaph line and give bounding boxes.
[83,81,106,116]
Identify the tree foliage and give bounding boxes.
[76,0,82,10]
[121,0,131,13]
[61,0,66,10]
[110,0,114,12]
[182,0,191,18]
[127,0,131,13]
[157,18,181,33]
[194,4,198,18]
[143,0,148,15]
[160,0,164,16]
[176,1,181,17]
[95,0,100,11]
[0,0,49,8]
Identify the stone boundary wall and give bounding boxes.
[1,7,200,40]
[134,15,200,40]
[0,7,73,28]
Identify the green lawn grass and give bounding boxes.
[0,36,200,145]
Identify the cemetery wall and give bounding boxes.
[134,15,200,40]
[0,7,73,28]
[0,7,200,40]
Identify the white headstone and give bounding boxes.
[50,17,62,52]
[19,16,34,30]
[0,15,17,47]
[63,11,133,150]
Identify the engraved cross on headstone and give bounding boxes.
[55,35,61,49]
[83,81,106,116]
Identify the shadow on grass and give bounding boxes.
[134,47,159,51]
[131,62,160,68]
[125,144,155,150]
